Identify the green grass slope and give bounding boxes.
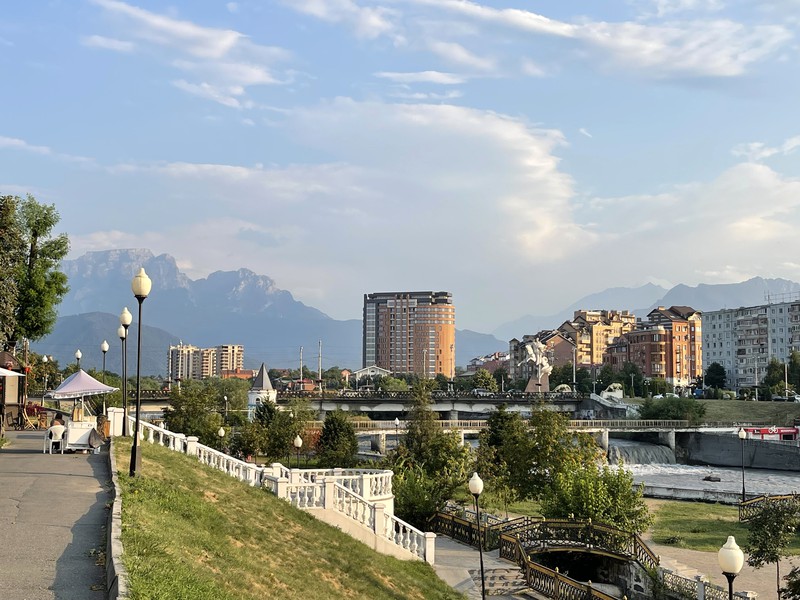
[113,439,463,600]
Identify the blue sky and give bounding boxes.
[2,0,799,333]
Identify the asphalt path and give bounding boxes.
[0,430,109,600]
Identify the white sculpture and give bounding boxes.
[519,340,553,392]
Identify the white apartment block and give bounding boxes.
[702,301,799,391]
[167,343,245,382]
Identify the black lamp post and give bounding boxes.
[738,427,747,502]
[75,349,82,370]
[718,535,744,600]
[119,308,132,436]
[129,268,152,478]
[468,472,486,600]
[100,340,109,415]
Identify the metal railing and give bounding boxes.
[739,493,800,522]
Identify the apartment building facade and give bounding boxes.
[168,343,245,383]
[558,309,637,367]
[702,301,799,391]
[362,291,456,378]
[607,306,702,388]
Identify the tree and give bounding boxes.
[0,197,23,345]
[471,368,498,392]
[3,195,69,345]
[705,362,727,390]
[638,396,706,425]
[492,367,509,390]
[317,410,358,467]
[387,380,472,525]
[745,499,800,600]
[163,380,225,446]
[379,376,408,392]
[524,408,601,499]
[539,461,652,534]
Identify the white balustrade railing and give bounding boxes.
[112,413,434,563]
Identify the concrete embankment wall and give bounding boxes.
[677,432,800,471]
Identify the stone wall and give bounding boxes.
[678,432,800,471]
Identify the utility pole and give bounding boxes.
[299,346,303,391]
[318,339,323,395]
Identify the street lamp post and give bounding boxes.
[738,428,747,502]
[129,268,152,478]
[119,307,132,436]
[223,395,228,424]
[718,536,744,600]
[75,349,82,370]
[100,340,109,415]
[293,434,303,469]
[394,417,400,448]
[42,355,49,392]
[468,472,486,600]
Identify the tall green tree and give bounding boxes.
[745,499,800,600]
[0,196,23,344]
[4,195,69,344]
[704,362,727,390]
[317,410,358,468]
[539,461,652,534]
[471,368,498,392]
[638,396,706,425]
[163,380,225,447]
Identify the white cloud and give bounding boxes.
[0,135,94,164]
[427,40,494,70]
[0,136,52,155]
[283,0,399,41]
[649,0,725,17]
[171,80,246,108]
[89,0,291,107]
[578,128,592,138]
[374,70,466,84]
[409,0,791,78]
[90,0,242,58]
[731,135,800,162]
[81,34,135,52]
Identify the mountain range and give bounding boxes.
[31,249,800,376]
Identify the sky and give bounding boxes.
[2,0,800,335]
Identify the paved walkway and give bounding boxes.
[0,430,110,600]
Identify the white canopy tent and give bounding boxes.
[0,366,23,377]
[47,369,117,399]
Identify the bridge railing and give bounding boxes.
[322,419,690,432]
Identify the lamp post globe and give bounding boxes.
[468,472,486,600]
[293,434,303,468]
[718,536,744,600]
[218,427,226,438]
[75,349,82,369]
[129,268,152,478]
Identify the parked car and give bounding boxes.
[471,388,493,397]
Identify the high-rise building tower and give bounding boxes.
[363,291,456,378]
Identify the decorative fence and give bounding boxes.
[118,412,434,564]
[739,493,800,522]
[433,509,755,600]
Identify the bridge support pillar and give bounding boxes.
[658,430,676,452]
[448,409,458,421]
[459,431,465,446]
[318,408,327,421]
[596,429,609,452]
[371,433,387,454]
